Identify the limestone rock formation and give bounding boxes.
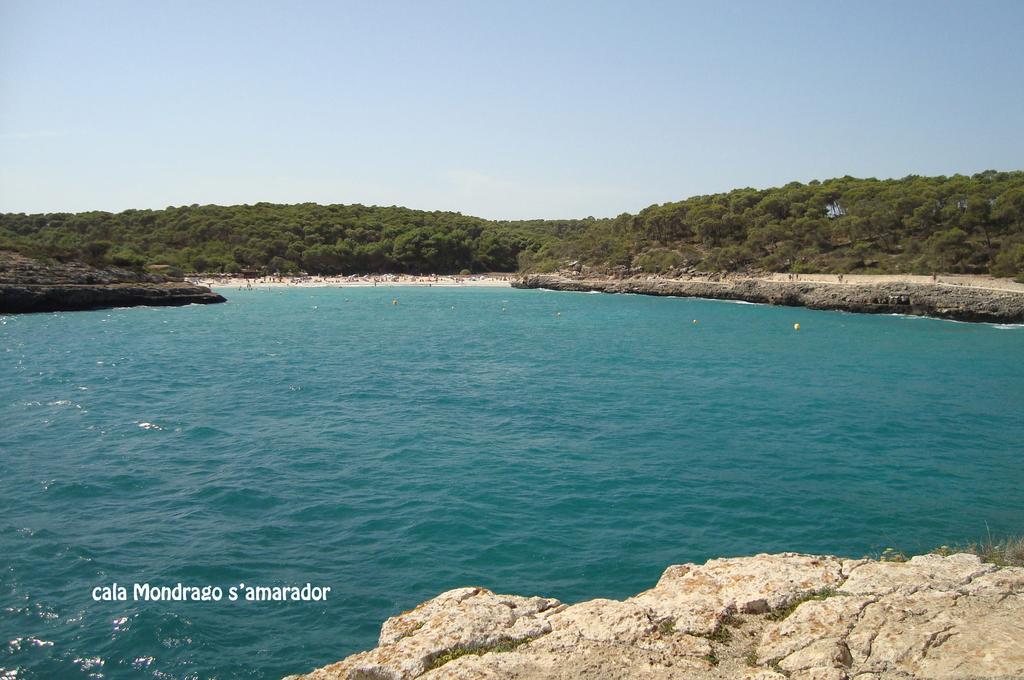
[0,251,225,313]
[287,553,1024,680]
[512,274,1024,324]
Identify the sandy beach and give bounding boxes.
[193,273,514,289]
[194,271,1024,294]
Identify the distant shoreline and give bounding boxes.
[192,271,1024,323]
[196,274,514,289]
[740,271,1024,293]
[513,273,1024,324]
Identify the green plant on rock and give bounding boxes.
[426,636,538,671]
[931,535,1024,567]
[766,587,840,622]
[702,624,732,643]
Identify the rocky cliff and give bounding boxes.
[0,252,225,313]
[287,552,1024,680]
[513,274,1024,324]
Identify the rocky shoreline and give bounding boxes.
[0,252,225,313]
[513,274,1024,324]
[287,552,1024,680]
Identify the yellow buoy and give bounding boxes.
[392,298,398,305]
[793,323,801,331]
[692,319,698,324]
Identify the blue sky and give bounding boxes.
[1,0,1022,219]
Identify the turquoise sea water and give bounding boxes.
[1,287,1023,679]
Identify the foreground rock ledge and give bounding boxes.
[513,274,1024,324]
[286,552,1024,680]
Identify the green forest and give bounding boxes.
[2,170,1023,278]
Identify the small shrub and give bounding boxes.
[931,535,1024,567]
[634,248,686,273]
[711,626,732,642]
[702,624,732,643]
[991,242,1024,279]
[109,248,146,269]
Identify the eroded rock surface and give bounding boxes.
[295,587,563,680]
[758,556,1024,679]
[286,552,1024,679]
[628,553,847,636]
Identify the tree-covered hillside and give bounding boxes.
[2,171,1023,278]
[520,170,1024,279]
[0,203,573,275]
